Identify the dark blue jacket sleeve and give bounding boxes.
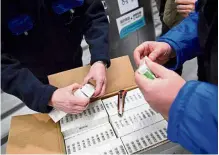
[158,13,201,70]
[168,81,218,154]
[83,0,110,67]
[1,53,57,113]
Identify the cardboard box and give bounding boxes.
[6,56,137,154]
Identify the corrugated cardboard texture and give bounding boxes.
[6,114,65,154]
[48,56,136,95]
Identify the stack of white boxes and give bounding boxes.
[60,88,169,155]
[121,120,168,154]
[60,100,109,139]
[80,138,127,155]
[65,123,117,154]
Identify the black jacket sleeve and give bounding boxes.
[82,0,111,67]
[1,53,57,113]
[1,27,57,113]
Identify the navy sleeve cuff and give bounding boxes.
[37,85,57,113]
[90,55,111,68]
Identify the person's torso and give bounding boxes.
[198,0,218,85]
[2,0,86,80]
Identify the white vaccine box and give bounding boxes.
[109,104,164,137]
[102,88,148,116]
[48,110,68,123]
[121,120,168,154]
[65,123,117,154]
[81,138,127,155]
[97,138,127,155]
[60,100,109,139]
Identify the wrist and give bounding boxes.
[165,43,176,58]
[169,50,176,58]
[48,89,57,107]
[48,100,54,107]
[93,61,107,69]
[37,84,57,113]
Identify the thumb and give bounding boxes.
[148,49,164,61]
[66,83,81,91]
[135,71,152,90]
[144,57,170,78]
[69,95,90,106]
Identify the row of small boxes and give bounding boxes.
[102,88,146,116]
[61,88,168,154]
[60,88,147,139]
[81,138,127,155]
[121,120,168,154]
[64,120,168,155]
[109,104,163,137]
[102,88,164,137]
[65,123,117,154]
[60,100,109,139]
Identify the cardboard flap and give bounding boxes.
[48,56,137,96]
[6,114,65,154]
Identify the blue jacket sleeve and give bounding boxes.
[83,0,110,67]
[168,81,218,154]
[158,13,201,70]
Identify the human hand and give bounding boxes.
[135,57,185,118]
[83,61,107,97]
[175,0,196,17]
[133,41,173,66]
[49,83,90,114]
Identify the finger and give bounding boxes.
[69,110,84,114]
[177,4,195,10]
[97,79,106,97]
[67,83,82,91]
[144,56,170,78]
[71,105,88,111]
[148,49,164,62]
[61,108,82,114]
[82,75,92,86]
[177,9,193,14]
[93,79,104,97]
[135,72,152,90]
[175,0,196,5]
[133,42,150,66]
[69,96,90,106]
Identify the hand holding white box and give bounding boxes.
[49,84,95,123]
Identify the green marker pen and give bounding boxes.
[137,58,156,80]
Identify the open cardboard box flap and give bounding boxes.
[48,55,137,98]
[6,56,137,154]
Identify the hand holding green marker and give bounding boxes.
[137,56,156,80]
